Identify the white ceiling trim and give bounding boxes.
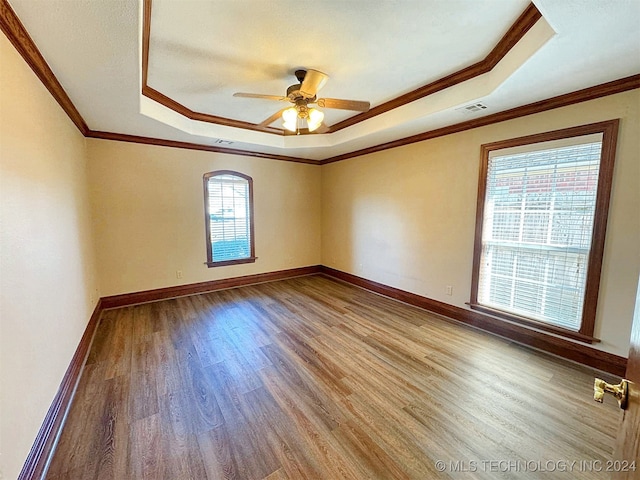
[5,0,639,162]
[140,13,554,151]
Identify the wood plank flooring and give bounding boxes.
[47,275,623,479]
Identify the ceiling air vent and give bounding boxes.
[456,102,489,115]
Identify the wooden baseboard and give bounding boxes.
[18,300,103,480]
[18,265,321,478]
[319,266,628,376]
[100,264,627,374]
[100,265,322,309]
[20,263,626,478]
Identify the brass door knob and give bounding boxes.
[594,378,628,409]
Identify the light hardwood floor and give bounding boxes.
[47,275,622,479]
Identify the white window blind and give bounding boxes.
[206,174,251,262]
[477,138,603,331]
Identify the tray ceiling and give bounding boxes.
[5,0,640,161]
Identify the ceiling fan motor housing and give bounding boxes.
[286,83,302,98]
[233,67,369,128]
[286,83,316,102]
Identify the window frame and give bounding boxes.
[469,120,619,343]
[203,170,256,268]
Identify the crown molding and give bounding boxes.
[321,74,640,164]
[0,0,89,135]
[141,84,283,135]
[86,130,320,164]
[141,0,541,135]
[141,0,284,135]
[328,3,541,133]
[2,0,638,165]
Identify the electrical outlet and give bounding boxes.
[176,270,183,279]
[446,285,453,296]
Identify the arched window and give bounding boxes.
[203,170,256,267]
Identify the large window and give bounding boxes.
[203,170,256,267]
[470,120,619,342]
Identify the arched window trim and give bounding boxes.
[203,170,256,267]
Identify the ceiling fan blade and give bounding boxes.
[316,97,370,112]
[300,69,329,97]
[233,92,286,101]
[260,108,287,127]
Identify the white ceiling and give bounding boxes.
[7,0,640,161]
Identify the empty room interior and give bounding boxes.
[1,0,640,479]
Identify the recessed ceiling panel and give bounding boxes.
[148,0,530,126]
[5,0,640,161]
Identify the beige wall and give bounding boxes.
[1,18,638,476]
[0,35,99,479]
[321,89,640,357]
[87,140,322,296]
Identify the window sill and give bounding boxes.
[206,257,257,268]
[467,303,600,344]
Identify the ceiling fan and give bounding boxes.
[233,69,370,133]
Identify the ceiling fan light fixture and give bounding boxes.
[307,108,324,132]
[238,69,370,133]
[282,107,298,132]
[283,121,297,132]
